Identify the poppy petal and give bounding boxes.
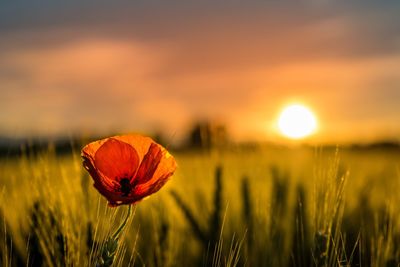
[82,139,118,190]
[148,150,177,185]
[134,151,176,198]
[134,171,174,199]
[112,135,155,161]
[134,143,163,185]
[94,138,139,181]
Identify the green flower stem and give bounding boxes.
[100,205,133,267]
[112,205,132,240]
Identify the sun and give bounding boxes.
[278,104,317,139]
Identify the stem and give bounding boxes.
[100,205,133,267]
[112,205,132,240]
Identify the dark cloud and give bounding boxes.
[1,1,399,70]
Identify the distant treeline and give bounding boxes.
[0,137,84,158]
[0,121,231,158]
[0,120,399,158]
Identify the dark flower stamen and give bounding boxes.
[119,178,132,196]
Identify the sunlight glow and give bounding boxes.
[278,104,317,139]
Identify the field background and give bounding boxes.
[1,143,399,266]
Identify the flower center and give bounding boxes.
[119,178,132,197]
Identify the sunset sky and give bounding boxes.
[1,1,399,144]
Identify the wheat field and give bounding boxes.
[0,143,399,266]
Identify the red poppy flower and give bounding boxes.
[81,134,177,206]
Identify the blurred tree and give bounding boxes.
[187,121,229,149]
